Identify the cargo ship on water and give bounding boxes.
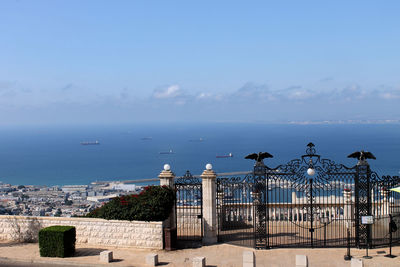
[159,149,174,154]
[189,137,204,142]
[80,140,100,145]
[216,152,233,158]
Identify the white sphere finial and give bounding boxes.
[206,163,213,170]
[164,164,171,171]
[307,167,315,176]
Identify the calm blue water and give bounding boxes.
[0,123,399,186]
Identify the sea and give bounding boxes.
[0,123,399,186]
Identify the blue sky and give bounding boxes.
[1,1,400,125]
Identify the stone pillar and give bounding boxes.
[159,164,175,187]
[201,163,217,245]
[159,164,175,228]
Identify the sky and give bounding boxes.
[1,0,400,125]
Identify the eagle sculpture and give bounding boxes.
[347,150,376,161]
[245,152,273,163]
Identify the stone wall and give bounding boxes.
[0,215,164,249]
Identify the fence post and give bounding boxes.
[381,188,389,215]
[201,163,218,245]
[159,164,176,229]
[355,160,372,248]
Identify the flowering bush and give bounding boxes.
[86,185,175,221]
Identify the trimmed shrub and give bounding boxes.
[39,226,76,258]
[86,185,175,221]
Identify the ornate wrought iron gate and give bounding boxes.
[175,171,203,246]
[368,173,400,248]
[217,173,256,247]
[263,143,357,248]
[217,143,384,248]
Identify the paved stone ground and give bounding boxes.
[0,242,400,267]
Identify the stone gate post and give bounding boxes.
[201,163,218,245]
[159,164,175,228]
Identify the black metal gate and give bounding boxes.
[368,173,400,248]
[262,143,357,248]
[175,171,203,246]
[217,173,256,247]
[217,143,400,248]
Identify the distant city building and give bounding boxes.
[62,185,88,193]
[110,183,137,192]
[87,194,119,202]
[0,187,13,193]
[0,181,141,217]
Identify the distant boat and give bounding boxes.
[189,137,204,142]
[216,152,233,158]
[160,149,174,154]
[80,140,100,145]
[141,137,153,140]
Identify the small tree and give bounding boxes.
[54,208,62,217]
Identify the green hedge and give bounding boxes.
[86,185,175,221]
[39,226,76,258]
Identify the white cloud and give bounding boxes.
[281,86,315,100]
[0,80,16,90]
[197,92,208,99]
[287,90,313,99]
[196,92,217,100]
[380,91,400,100]
[152,85,181,99]
[174,99,186,105]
